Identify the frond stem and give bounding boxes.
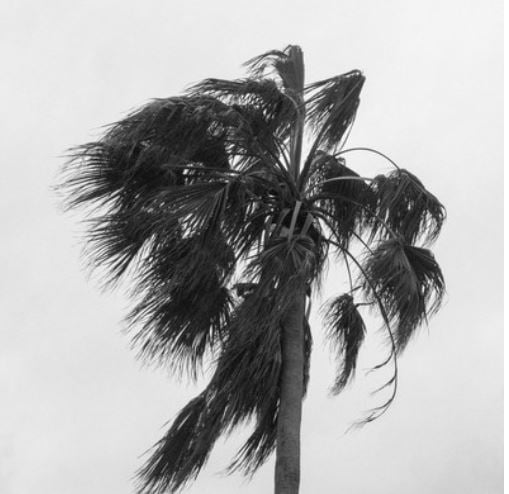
[334,147,401,171]
[342,251,354,292]
[338,244,399,423]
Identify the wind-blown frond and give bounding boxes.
[188,78,300,173]
[309,151,372,248]
[243,45,306,182]
[128,233,234,374]
[60,96,231,256]
[190,78,296,132]
[369,169,445,244]
[361,239,445,351]
[137,393,221,494]
[60,92,290,215]
[138,283,298,492]
[244,45,305,97]
[305,70,365,152]
[80,178,240,289]
[325,294,366,393]
[232,312,312,476]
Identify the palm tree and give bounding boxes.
[59,45,445,494]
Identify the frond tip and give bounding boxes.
[244,45,305,95]
[137,394,219,494]
[325,294,366,393]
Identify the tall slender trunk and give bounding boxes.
[276,44,306,494]
[275,286,306,494]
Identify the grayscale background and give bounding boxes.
[0,1,503,493]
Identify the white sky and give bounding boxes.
[0,1,503,493]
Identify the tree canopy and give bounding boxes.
[59,45,445,493]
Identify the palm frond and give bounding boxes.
[229,392,279,476]
[339,247,399,425]
[80,179,236,288]
[83,209,175,282]
[59,90,289,372]
[368,169,445,244]
[188,79,299,175]
[361,239,445,351]
[60,93,282,214]
[309,152,372,248]
[190,78,296,133]
[138,283,297,492]
[137,393,222,494]
[242,45,306,181]
[230,312,312,476]
[127,232,235,374]
[305,70,365,153]
[324,294,366,393]
[253,233,326,288]
[217,290,286,472]
[59,96,237,271]
[244,45,305,98]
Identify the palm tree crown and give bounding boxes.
[60,45,445,493]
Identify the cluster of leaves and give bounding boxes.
[59,45,445,492]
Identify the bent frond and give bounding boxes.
[305,70,365,154]
[361,239,445,351]
[244,45,305,98]
[310,151,372,248]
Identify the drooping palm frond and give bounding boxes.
[361,239,445,351]
[308,151,372,248]
[137,393,220,494]
[232,311,312,476]
[82,180,232,285]
[368,169,446,244]
[325,294,366,393]
[232,313,312,476]
[339,248,399,426]
[128,232,234,374]
[138,281,298,492]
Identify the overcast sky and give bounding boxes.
[0,1,503,493]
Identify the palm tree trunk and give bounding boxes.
[274,286,306,494]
